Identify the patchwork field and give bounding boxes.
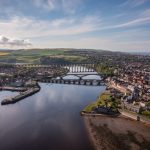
[0,52,9,56]
[0,49,87,64]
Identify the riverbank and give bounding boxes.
[82,89,150,124]
[82,91,120,115]
[83,115,150,150]
[82,89,150,150]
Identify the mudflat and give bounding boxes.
[83,115,150,150]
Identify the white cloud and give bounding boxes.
[33,0,56,11]
[32,0,81,14]
[0,15,101,39]
[0,14,149,51]
[111,17,150,28]
[99,16,150,30]
[0,35,32,47]
[61,0,81,14]
[120,0,147,7]
[51,18,75,27]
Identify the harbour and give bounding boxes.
[1,87,40,105]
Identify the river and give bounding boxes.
[0,71,105,150]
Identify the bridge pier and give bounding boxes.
[97,81,100,85]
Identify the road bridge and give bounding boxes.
[61,72,100,78]
[40,78,105,86]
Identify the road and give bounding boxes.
[120,110,150,125]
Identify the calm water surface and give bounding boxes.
[0,83,105,150]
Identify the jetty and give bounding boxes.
[0,86,27,92]
[1,87,40,105]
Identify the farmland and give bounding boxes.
[0,49,87,64]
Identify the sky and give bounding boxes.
[0,0,150,52]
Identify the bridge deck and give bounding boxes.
[40,79,105,86]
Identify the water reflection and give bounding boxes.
[0,83,105,150]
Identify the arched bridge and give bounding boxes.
[61,72,100,79]
[40,78,105,86]
[14,63,96,73]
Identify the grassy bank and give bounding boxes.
[83,92,120,113]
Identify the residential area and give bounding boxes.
[107,61,150,118]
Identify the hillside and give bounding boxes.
[0,48,124,64]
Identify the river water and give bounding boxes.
[0,73,105,150]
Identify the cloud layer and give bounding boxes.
[0,16,101,38]
[0,35,32,47]
[0,0,149,51]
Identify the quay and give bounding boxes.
[0,86,27,92]
[1,87,40,105]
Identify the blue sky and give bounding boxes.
[0,0,150,52]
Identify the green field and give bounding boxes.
[0,49,87,64]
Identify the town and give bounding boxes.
[0,63,68,104]
[1,0,150,149]
[0,49,150,119]
[70,49,150,120]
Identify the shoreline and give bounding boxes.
[82,88,150,149]
[83,116,97,150]
[81,111,150,126]
[82,89,150,126]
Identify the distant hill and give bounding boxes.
[131,52,150,56]
[0,48,129,64]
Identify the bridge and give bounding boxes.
[14,63,96,73]
[14,63,103,86]
[38,69,104,86]
[62,72,99,78]
[40,78,105,86]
